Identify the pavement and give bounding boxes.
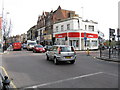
[0,51,9,55]
[76,50,120,63]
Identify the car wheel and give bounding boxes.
[70,60,75,64]
[54,57,59,65]
[33,50,35,53]
[33,50,36,53]
[46,55,49,61]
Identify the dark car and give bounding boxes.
[33,45,45,53]
[44,45,52,52]
[22,43,27,49]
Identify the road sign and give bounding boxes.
[84,37,87,40]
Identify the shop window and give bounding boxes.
[76,40,79,47]
[86,40,90,47]
[92,40,97,47]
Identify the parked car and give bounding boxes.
[12,41,22,51]
[22,43,27,49]
[46,45,76,65]
[44,45,52,52]
[33,45,45,53]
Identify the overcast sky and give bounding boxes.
[0,0,119,39]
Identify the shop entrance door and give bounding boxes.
[69,40,79,50]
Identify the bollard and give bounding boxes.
[86,48,90,56]
[2,76,10,90]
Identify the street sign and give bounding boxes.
[84,37,87,40]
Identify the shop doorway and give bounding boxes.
[69,40,79,50]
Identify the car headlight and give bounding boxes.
[36,47,39,49]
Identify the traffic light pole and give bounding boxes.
[117,28,120,60]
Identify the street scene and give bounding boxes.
[0,0,120,89]
[1,49,119,89]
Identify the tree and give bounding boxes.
[3,17,12,50]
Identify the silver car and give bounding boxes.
[46,45,76,65]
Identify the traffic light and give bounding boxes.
[109,28,115,37]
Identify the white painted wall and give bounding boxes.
[53,17,98,33]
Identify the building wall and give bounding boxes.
[53,18,80,33]
[53,17,99,50]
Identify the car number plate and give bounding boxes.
[65,56,71,59]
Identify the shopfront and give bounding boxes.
[54,31,98,50]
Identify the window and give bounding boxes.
[56,26,58,32]
[60,46,74,52]
[88,25,94,31]
[53,46,58,51]
[85,25,87,30]
[92,40,97,47]
[61,25,64,31]
[86,40,90,47]
[67,24,70,30]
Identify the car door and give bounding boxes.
[47,46,53,59]
[50,46,58,60]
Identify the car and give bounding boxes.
[22,43,27,49]
[27,43,37,51]
[12,41,22,51]
[44,45,52,52]
[46,45,76,65]
[33,45,45,53]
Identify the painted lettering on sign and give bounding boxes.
[81,33,98,38]
[55,33,67,38]
[68,32,80,37]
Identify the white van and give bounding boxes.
[26,40,37,50]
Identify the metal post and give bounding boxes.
[100,44,102,58]
[109,40,111,59]
[118,28,120,60]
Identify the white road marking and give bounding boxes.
[25,72,103,88]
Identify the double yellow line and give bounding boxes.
[0,66,16,88]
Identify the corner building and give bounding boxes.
[53,17,98,50]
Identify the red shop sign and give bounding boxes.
[68,32,80,37]
[81,33,98,38]
[55,33,67,38]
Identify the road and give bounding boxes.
[1,49,119,89]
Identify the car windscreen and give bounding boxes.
[36,45,43,48]
[47,46,52,48]
[28,43,36,45]
[60,46,74,52]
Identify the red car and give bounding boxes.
[12,41,22,50]
[33,45,45,53]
